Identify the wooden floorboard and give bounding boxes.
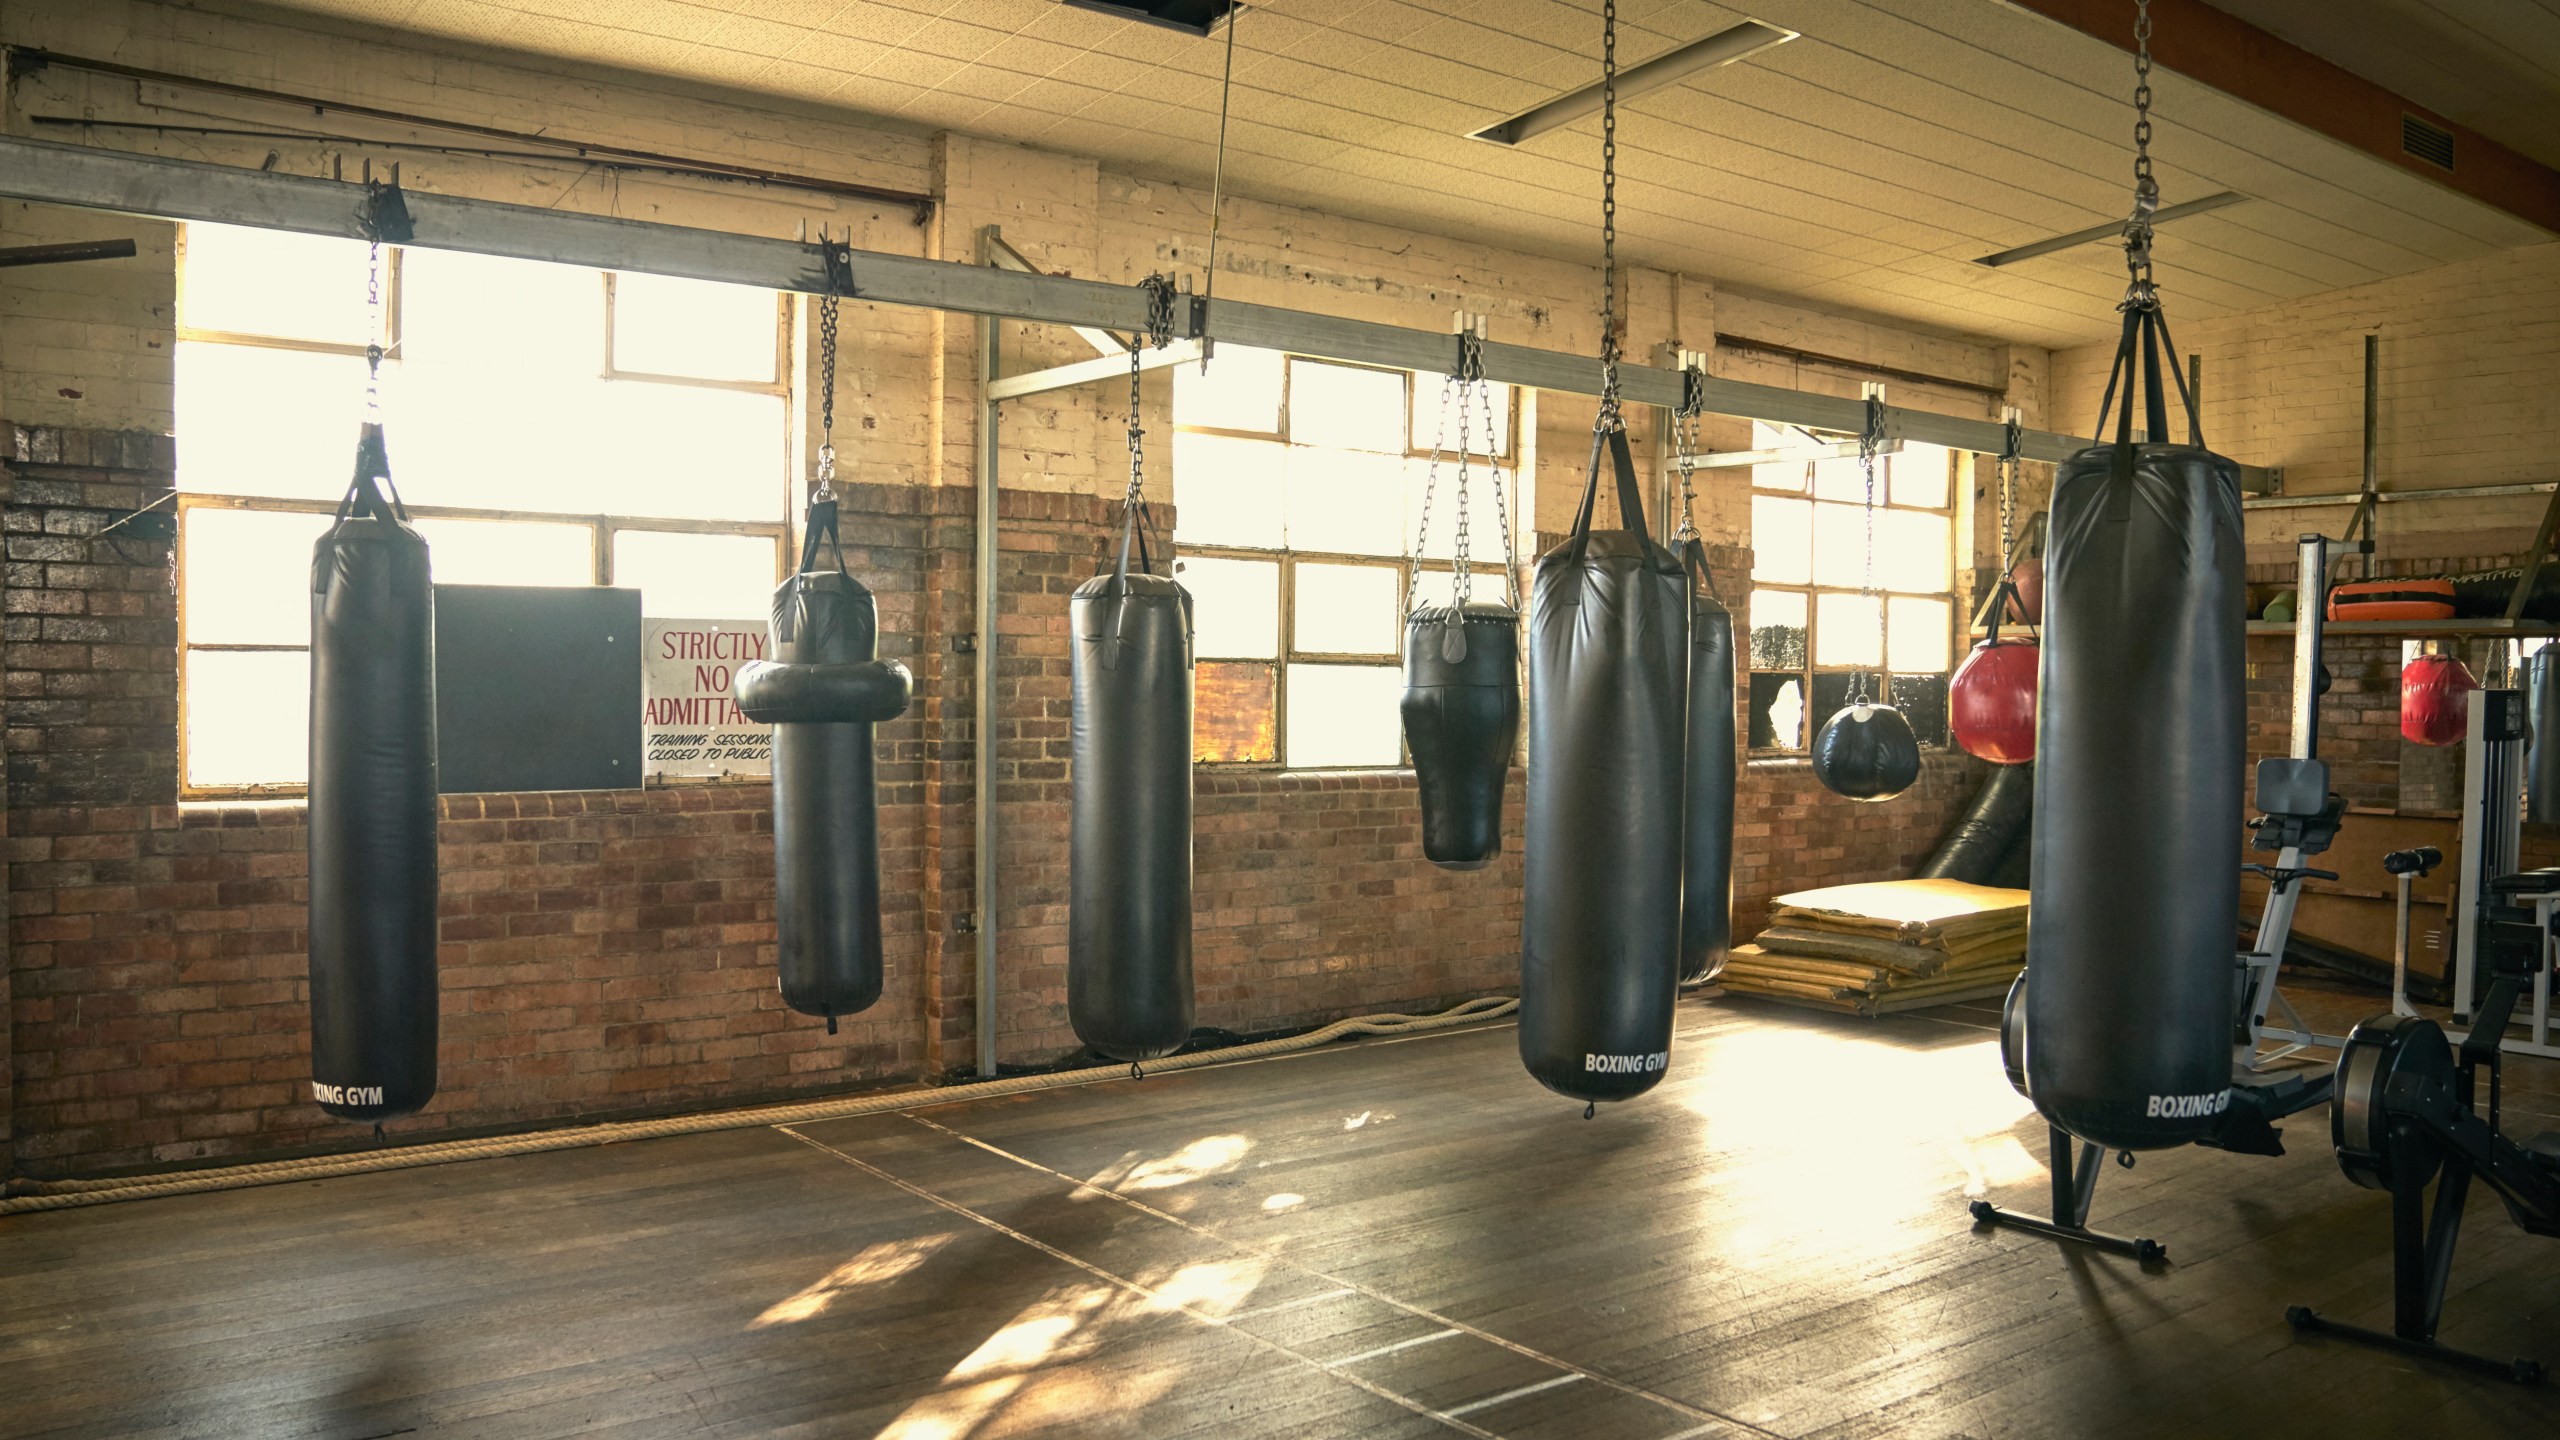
[4,984,2558,1438]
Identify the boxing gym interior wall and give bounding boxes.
[5,0,2560,1435]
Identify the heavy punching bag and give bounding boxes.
[1521,427,1687,1103]
[2399,650,2474,748]
[1070,501,1195,1063]
[2529,650,2560,824]
[2023,298,2244,1152]
[308,421,438,1123]
[1401,602,1520,869]
[1675,538,1735,983]
[735,497,912,1030]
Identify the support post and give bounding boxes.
[973,227,1002,1080]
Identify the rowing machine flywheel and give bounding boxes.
[2331,1012,2452,1192]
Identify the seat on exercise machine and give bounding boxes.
[2488,867,2560,898]
[2252,758,2344,857]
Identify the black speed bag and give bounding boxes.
[736,658,912,724]
[1401,602,1520,870]
[1811,702,1920,801]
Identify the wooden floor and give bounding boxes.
[6,988,2559,1439]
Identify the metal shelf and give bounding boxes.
[2245,618,2560,637]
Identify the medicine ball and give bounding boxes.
[2400,651,2475,748]
[1811,701,1921,801]
[1949,637,2037,765]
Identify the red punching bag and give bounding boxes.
[2401,651,2475,747]
[2005,556,2044,625]
[1952,637,2038,763]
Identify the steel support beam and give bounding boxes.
[0,133,2119,466]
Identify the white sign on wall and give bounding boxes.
[643,618,772,777]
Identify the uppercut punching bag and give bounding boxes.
[1070,505,1195,1062]
[735,498,913,1030]
[1400,600,1520,869]
[1675,538,1735,983]
[2398,651,2474,748]
[307,422,438,1123]
[1521,428,1687,1103]
[2023,300,2244,1152]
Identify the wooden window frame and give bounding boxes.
[1745,440,1959,757]
[1175,353,1517,771]
[173,225,794,800]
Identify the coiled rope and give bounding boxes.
[0,997,1517,1214]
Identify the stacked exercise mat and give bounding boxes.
[1722,878,2029,1016]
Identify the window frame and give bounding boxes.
[1744,437,1959,757]
[172,224,794,800]
[1176,353,1517,771]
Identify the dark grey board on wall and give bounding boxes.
[433,584,642,794]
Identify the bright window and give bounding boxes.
[1745,422,1956,752]
[1174,349,1516,768]
[175,223,790,794]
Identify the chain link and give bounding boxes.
[1997,411,2021,571]
[1595,0,1622,431]
[1853,394,1885,705]
[1481,362,1520,611]
[1408,356,1454,614]
[363,241,385,412]
[814,288,840,497]
[2122,0,2159,310]
[1669,364,1704,543]
[1451,331,1479,610]
[1124,276,1177,524]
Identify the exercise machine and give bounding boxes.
[2288,864,2560,1384]
[1972,533,2358,1260]
[2451,687,2560,1060]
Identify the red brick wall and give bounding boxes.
[2,435,1960,1177]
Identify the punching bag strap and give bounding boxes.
[797,496,853,579]
[334,421,410,527]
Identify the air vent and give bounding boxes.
[2402,114,2456,171]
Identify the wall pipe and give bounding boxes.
[974,228,1003,1079]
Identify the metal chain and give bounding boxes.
[1482,367,1520,611]
[1670,364,1704,543]
[1997,410,2021,570]
[1594,0,1622,431]
[1407,355,1455,614]
[2122,0,2159,310]
[363,241,385,414]
[1854,394,1885,705]
[1451,331,1480,611]
[814,289,840,498]
[1124,275,1177,518]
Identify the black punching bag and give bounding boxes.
[2529,650,2560,825]
[1675,538,1735,983]
[2024,301,2244,1152]
[736,499,912,1030]
[1810,701,1922,801]
[1521,428,1687,1103]
[1070,509,1195,1062]
[1401,600,1520,869]
[307,422,438,1122]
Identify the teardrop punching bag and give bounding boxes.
[1401,600,1520,870]
[2023,299,2244,1152]
[1675,538,1736,983]
[307,422,438,1123]
[1070,501,1195,1062]
[1521,428,1687,1103]
[2398,650,2474,748]
[735,498,913,1030]
[1950,582,2038,765]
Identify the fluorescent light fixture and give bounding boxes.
[1470,20,1798,146]
[1972,191,2250,268]
[1058,0,1238,37]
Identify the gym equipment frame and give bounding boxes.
[2288,863,2560,1384]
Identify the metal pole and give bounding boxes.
[974,228,1002,1080]
[2362,334,2379,578]
[2294,532,2327,761]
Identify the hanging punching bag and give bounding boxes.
[2399,651,2474,748]
[1675,538,1735,983]
[1521,428,1687,1103]
[2024,300,2244,1152]
[1951,585,2038,764]
[735,499,912,1030]
[1401,601,1520,869]
[1811,702,1921,800]
[1070,504,1195,1062]
[2529,651,2560,824]
[307,421,438,1123]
